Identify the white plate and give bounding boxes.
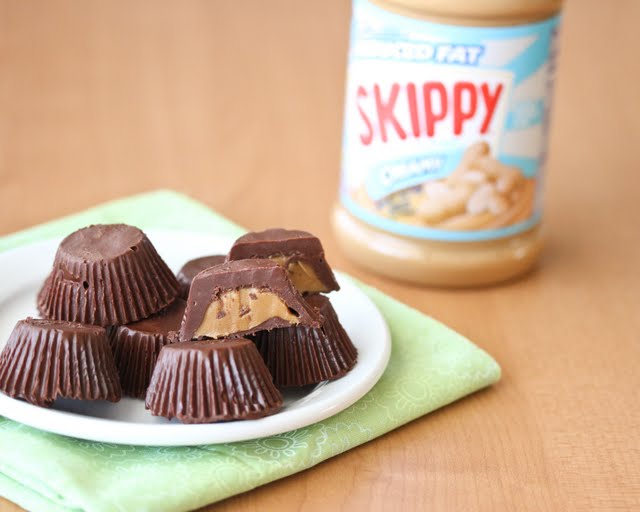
[0,230,391,446]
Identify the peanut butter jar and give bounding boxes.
[332,0,562,286]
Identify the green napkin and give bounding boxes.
[0,190,500,512]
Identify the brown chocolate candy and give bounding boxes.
[251,294,358,387]
[109,299,186,399]
[180,259,320,341]
[176,255,226,299]
[0,318,121,407]
[40,224,179,326]
[227,228,340,294]
[145,338,283,423]
[36,274,52,317]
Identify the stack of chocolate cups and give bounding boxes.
[226,229,358,387]
[1,224,182,406]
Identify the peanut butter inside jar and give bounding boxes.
[333,0,562,287]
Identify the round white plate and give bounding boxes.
[0,230,391,446]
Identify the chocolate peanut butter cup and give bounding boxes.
[180,259,320,341]
[40,224,179,326]
[36,274,52,317]
[109,299,186,398]
[0,318,121,407]
[251,294,358,387]
[227,228,340,294]
[176,255,226,299]
[145,338,283,423]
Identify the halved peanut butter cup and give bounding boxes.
[180,259,320,341]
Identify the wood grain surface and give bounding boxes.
[1,0,639,510]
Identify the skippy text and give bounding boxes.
[356,79,505,145]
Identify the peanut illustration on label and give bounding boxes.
[353,141,534,231]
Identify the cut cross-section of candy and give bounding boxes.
[180,259,320,340]
[227,228,340,294]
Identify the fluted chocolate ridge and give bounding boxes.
[36,274,52,317]
[109,299,186,398]
[0,318,121,407]
[40,224,179,326]
[251,294,358,387]
[145,338,283,423]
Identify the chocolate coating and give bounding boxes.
[109,299,186,398]
[251,294,358,387]
[0,318,121,407]
[61,223,145,261]
[227,228,340,294]
[40,224,179,326]
[176,255,226,299]
[145,338,283,423]
[36,274,52,317]
[180,259,320,341]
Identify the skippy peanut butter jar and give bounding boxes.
[332,0,563,286]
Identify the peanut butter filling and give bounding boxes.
[269,256,327,293]
[194,287,300,339]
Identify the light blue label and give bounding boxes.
[340,0,560,242]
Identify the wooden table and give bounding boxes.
[1,1,639,510]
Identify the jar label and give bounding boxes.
[340,0,560,241]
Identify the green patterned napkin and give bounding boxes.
[0,191,500,512]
